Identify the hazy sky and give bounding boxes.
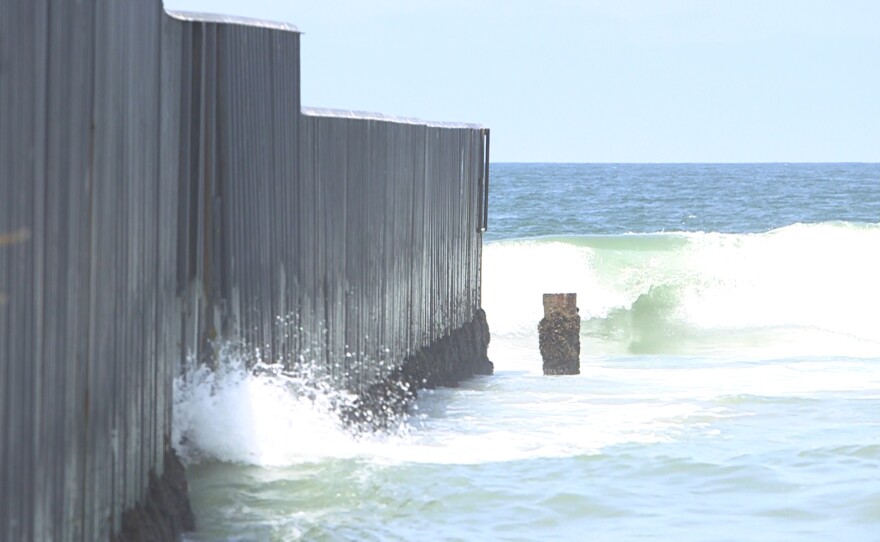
[167,0,879,163]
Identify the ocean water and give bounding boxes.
[177,163,880,541]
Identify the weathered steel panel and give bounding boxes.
[1,0,179,539]
[1,3,42,539]
[171,15,304,364]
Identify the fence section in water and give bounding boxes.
[0,2,487,540]
[295,109,487,390]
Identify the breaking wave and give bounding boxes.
[482,222,880,357]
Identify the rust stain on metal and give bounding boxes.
[0,228,31,246]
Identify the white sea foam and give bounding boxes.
[172,345,727,467]
[481,239,608,334]
[173,222,880,470]
[172,348,363,466]
[482,223,880,357]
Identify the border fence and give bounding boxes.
[1,1,488,540]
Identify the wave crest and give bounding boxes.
[483,222,880,357]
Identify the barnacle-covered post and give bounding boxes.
[539,293,580,375]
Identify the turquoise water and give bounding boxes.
[179,164,880,541]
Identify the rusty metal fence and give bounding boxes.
[1,2,488,540]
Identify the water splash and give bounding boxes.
[173,343,371,466]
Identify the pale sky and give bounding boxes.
[166,0,880,163]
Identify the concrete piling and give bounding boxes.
[539,294,581,375]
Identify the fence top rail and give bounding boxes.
[164,9,300,32]
[302,106,484,130]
